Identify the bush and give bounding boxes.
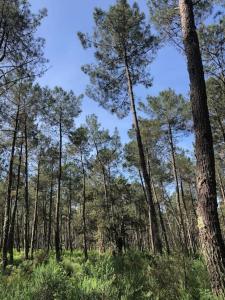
[0,250,220,300]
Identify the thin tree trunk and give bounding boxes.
[218,172,225,204]
[124,55,162,254]
[47,162,54,252]
[55,118,62,262]
[180,177,195,254]
[8,140,23,264]
[215,108,225,143]
[42,193,47,249]
[24,112,29,260]
[2,104,20,271]
[16,210,20,252]
[152,179,170,254]
[179,0,225,295]
[168,123,188,253]
[189,181,197,219]
[68,173,73,252]
[81,153,88,260]
[30,159,40,259]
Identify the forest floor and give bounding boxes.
[0,250,219,299]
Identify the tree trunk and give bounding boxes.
[81,153,88,261]
[168,123,188,253]
[68,173,73,252]
[124,56,162,254]
[215,108,225,144]
[152,179,170,254]
[180,177,196,254]
[30,159,40,259]
[218,171,225,204]
[8,140,23,264]
[55,119,62,262]
[179,0,225,295]
[2,104,20,271]
[24,112,29,260]
[47,162,54,252]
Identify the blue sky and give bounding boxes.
[30,0,191,147]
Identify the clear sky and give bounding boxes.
[30,0,191,147]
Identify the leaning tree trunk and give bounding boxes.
[8,140,23,264]
[55,118,62,262]
[30,159,40,259]
[124,54,162,254]
[179,0,225,295]
[2,104,20,271]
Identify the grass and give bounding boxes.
[0,250,218,300]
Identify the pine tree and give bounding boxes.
[78,0,162,253]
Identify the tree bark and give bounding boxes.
[179,0,225,295]
[8,139,23,264]
[2,104,20,271]
[24,112,29,260]
[152,179,170,254]
[55,118,62,262]
[81,152,88,261]
[68,173,73,252]
[218,171,225,204]
[47,161,54,252]
[124,56,162,254]
[168,123,188,253]
[30,159,40,259]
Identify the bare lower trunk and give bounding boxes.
[55,119,62,262]
[81,153,88,261]
[8,140,23,264]
[24,113,29,260]
[179,0,225,295]
[218,172,225,204]
[30,160,40,259]
[68,174,73,252]
[2,104,20,271]
[152,180,170,254]
[168,123,188,253]
[47,163,54,252]
[124,56,162,253]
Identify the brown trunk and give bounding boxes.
[2,104,20,271]
[8,140,23,264]
[215,108,225,144]
[55,118,62,262]
[168,123,188,253]
[124,56,162,254]
[218,172,225,204]
[152,179,170,254]
[180,177,196,254]
[30,159,40,259]
[81,152,88,260]
[16,210,20,252]
[189,181,197,219]
[179,0,225,295]
[24,112,29,260]
[42,193,47,248]
[47,162,54,252]
[68,173,73,252]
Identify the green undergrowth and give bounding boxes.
[0,250,218,300]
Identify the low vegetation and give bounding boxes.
[0,250,219,300]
